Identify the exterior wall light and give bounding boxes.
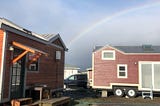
[9,46,14,51]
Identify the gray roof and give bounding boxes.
[114,45,160,53]
[93,46,103,52]
[0,18,67,50]
[94,45,160,53]
[40,34,57,41]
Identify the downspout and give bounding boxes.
[0,30,6,102]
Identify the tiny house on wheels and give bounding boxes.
[92,45,160,98]
[0,18,67,103]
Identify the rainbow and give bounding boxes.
[67,1,160,47]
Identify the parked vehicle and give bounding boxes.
[64,74,87,88]
[91,45,160,98]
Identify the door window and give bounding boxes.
[69,76,77,80]
[11,49,26,99]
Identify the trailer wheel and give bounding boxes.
[126,88,137,98]
[114,88,124,97]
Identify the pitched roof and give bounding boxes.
[114,45,160,53]
[40,34,57,41]
[93,46,103,52]
[93,45,160,53]
[0,18,67,51]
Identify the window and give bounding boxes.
[68,75,77,81]
[28,53,39,71]
[102,50,115,60]
[117,64,127,78]
[56,51,61,60]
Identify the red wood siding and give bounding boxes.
[4,31,64,92]
[52,38,64,49]
[93,47,160,87]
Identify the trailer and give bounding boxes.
[91,45,160,98]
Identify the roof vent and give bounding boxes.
[23,28,32,34]
[142,45,153,51]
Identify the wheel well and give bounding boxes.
[112,86,138,93]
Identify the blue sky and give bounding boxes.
[1,0,160,70]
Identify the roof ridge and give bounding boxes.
[93,45,160,53]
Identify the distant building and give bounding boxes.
[78,70,87,74]
[64,64,80,79]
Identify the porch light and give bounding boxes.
[9,46,14,51]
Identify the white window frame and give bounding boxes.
[102,50,115,60]
[117,64,128,78]
[56,51,61,60]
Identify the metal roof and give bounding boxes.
[93,46,103,52]
[40,34,57,41]
[0,17,67,51]
[93,45,160,53]
[114,45,160,53]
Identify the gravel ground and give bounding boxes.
[63,88,160,106]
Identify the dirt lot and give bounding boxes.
[63,88,160,106]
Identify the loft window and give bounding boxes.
[56,51,61,60]
[28,53,39,71]
[117,64,127,78]
[102,50,115,60]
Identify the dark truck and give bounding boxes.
[64,74,87,88]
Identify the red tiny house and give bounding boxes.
[92,45,160,97]
[0,18,67,103]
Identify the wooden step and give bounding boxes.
[11,98,32,106]
[32,97,70,106]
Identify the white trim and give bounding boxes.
[117,64,128,78]
[0,31,6,102]
[92,83,139,89]
[92,53,94,87]
[101,50,115,60]
[92,53,95,87]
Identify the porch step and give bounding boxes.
[32,97,70,106]
[11,98,33,106]
[142,90,153,100]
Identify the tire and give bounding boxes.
[114,88,124,97]
[126,88,137,98]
